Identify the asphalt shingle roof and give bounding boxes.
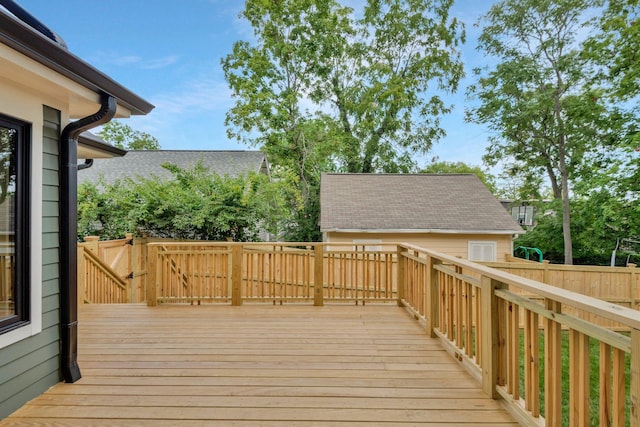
[78,150,269,186]
[320,173,523,234]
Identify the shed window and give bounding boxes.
[0,114,30,333]
[468,241,497,262]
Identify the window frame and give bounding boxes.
[0,113,31,333]
[468,240,497,262]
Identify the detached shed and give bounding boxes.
[320,173,523,261]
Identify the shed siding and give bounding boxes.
[0,106,61,418]
[324,231,514,260]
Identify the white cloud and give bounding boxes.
[90,52,179,70]
[121,75,240,150]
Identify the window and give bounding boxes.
[468,241,497,262]
[0,114,30,333]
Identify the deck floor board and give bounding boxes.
[1,304,519,426]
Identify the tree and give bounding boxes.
[222,0,465,240]
[586,0,640,101]
[466,0,629,264]
[421,161,497,193]
[77,163,298,241]
[97,121,160,150]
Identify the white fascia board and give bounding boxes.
[321,228,520,235]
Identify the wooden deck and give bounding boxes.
[1,304,519,426]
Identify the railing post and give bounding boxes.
[629,263,637,311]
[542,260,550,284]
[481,275,505,399]
[425,255,441,338]
[125,233,134,303]
[231,244,243,306]
[632,329,640,427]
[146,244,157,307]
[83,235,99,255]
[396,245,405,307]
[314,245,324,306]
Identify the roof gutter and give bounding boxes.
[320,228,522,235]
[0,5,153,116]
[59,93,116,383]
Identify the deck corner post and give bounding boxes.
[146,244,158,307]
[629,264,638,311]
[631,329,640,427]
[481,275,504,399]
[542,260,551,284]
[314,245,324,306]
[396,245,405,307]
[425,255,441,338]
[231,244,243,306]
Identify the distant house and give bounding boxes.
[78,150,270,187]
[0,0,152,418]
[320,173,523,261]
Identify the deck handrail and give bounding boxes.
[396,242,640,427]
[399,242,640,330]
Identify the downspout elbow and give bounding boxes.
[77,159,93,171]
[59,93,116,383]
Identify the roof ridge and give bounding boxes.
[126,150,264,153]
[322,172,476,176]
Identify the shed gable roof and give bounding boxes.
[320,173,523,234]
[78,150,270,186]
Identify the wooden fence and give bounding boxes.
[485,260,640,330]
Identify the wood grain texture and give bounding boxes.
[1,304,518,426]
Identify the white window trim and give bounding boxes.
[353,239,383,252]
[468,241,497,262]
[0,124,42,349]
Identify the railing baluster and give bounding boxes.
[569,329,590,426]
[614,347,626,426]
[544,299,562,426]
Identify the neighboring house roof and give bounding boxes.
[0,2,154,117]
[78,150,270,186]
[320,173,524,234]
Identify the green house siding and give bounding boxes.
[0,106,62,419]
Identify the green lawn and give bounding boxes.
[518,330,631,426]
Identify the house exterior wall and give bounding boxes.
[0,81,61,417]
[323,231,515,261]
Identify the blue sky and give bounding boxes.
[17,0,496,170]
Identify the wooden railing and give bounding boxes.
[0,252,13,304]
[397,243,640,427]
[100,239,640,426]
[78,246,128,304]
[147,242,397,306]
